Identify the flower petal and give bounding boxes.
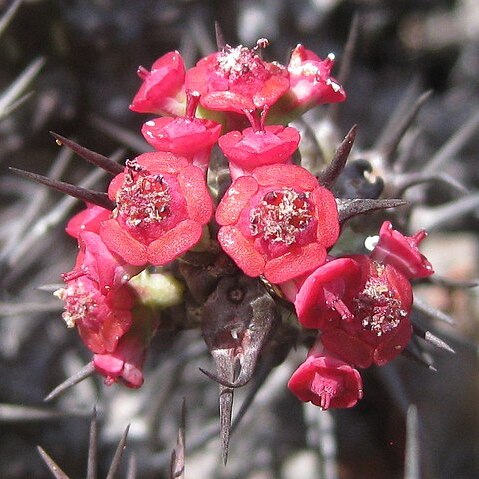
[253,163,319,190]
[100,219,148,266]
[216,175,259,225]
[264,242,326,284]
[147,219,202,265]
[178,165,213,223]
[217,225,265,277]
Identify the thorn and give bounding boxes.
[424,330,456,354]
[87,408,98,479]
[169,450,177,479]
[0,0,24,39]
[394,171,468,197]
[327,13,360,122]
[199,349,236,462]
[170,399,186,478]
[9,167,115,210]
[44,361,96,402]
[404,405,420,479]
[413,295,455,325]
[402,346,437,372]
[36,283,65,293]
[423,109,479,174]
[50,132,124,175]
[410,193,479,232]
[220,386,233,465]
[337,13,360,87]
[214,21,226,49]
[318,125,357,187]
[0,403,85,422]
[413,323,456,353]
[0,54,45,119]
[37,446,70,479]
[393,128,422,173]
[430,274,479,289]
[105,424,130,479]
[380,90,433,163]
[126,454,138,479]
[337,198,407,224]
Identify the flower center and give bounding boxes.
[311,372,339,410]
[249,188,313,245]
[217,42,267,83]
[116,162,171,229]
[56,283,97,328]
[353,263,406,336]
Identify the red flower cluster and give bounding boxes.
[56,203,147,386]
[286,222,433,409]
[52,36,435,408]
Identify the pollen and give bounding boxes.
[354,275,405,337]
[61,284,97,328]
[249,188,313,245]
[115,166,172,229]
[217,44,264,82]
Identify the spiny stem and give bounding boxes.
[105,425,130,479]
[50,132,124,175]
[318,125,357,187]
[44,362,96,402]
[337,198,407,224]
[37,446,70,479]
[10,167,114,210]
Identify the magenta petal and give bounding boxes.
[294,258,362,329]
[288,347,363,409]
[371,221,434,279]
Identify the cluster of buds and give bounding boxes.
[16,35,436,421]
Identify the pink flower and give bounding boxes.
[56,229,141,354]
[371,221,434,279]
[93,308,159,388]
[218,124,300,180]
[99,152,213,266]
[141,91,222,173]
[130,51,186,116]
[268,44,345,122]
[288,342,363,409]
[216,164,339,284]
[299,255,413,368]
[293,257,363,330]
[76,231,143,293]
[65,203,111,238]
[56,271,135,354]
[185,40,290,114]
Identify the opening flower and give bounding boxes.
[185,40,289,114]
[100,152,213,266]
[55,272,135,354]
[271,44,346,123]
[288,341,363,410]
[130,51,186,116]
[315,256,413,368]
[371,221,434,279]
[216,163,339,284]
